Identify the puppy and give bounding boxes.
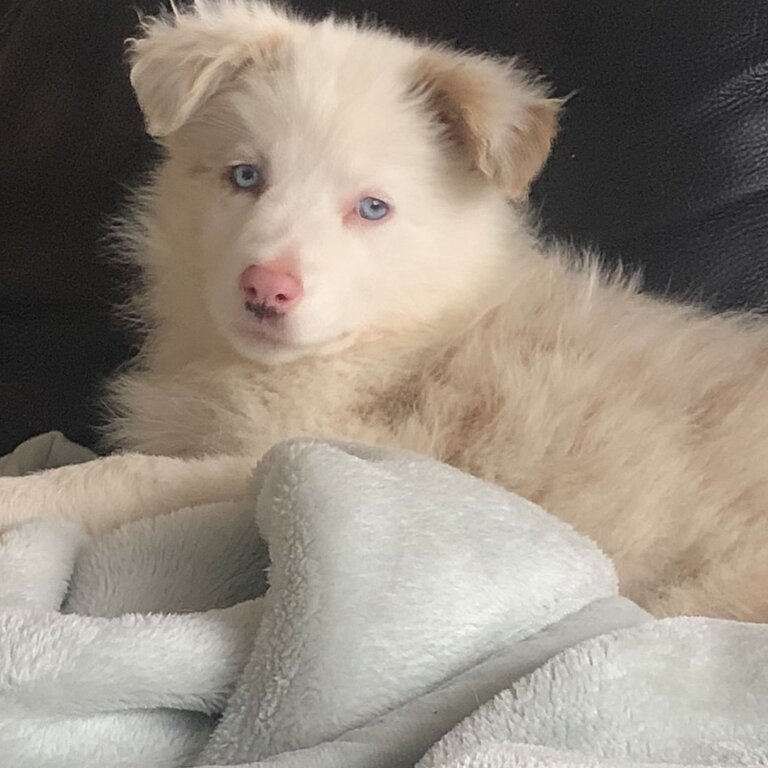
[21,1,768,620]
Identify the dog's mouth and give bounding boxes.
[238,301,302,348]
[238,300,355,354]
[241,300,289,346]
[244,300,281,322]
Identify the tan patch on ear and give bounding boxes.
[414,53,493,163]
[503,98,561,200]
[413,51,561,199]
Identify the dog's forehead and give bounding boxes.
[222,44,431,163]
[244,35,415,126]
[178,24,444,182]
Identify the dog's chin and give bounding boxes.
[228,319,357,366]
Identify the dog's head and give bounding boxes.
[129,1,560,363]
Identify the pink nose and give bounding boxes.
[239,264,303,314]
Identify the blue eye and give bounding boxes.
[357,196,390,221]
[229,163,263,191]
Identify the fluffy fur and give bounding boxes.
[104,0,768,620]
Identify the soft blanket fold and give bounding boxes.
[420,618,768,768]
[0,435,766,768]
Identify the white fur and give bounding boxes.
[6,1,768,621]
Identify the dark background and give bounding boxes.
[1,0,767,455]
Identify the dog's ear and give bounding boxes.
[128,3,291,138]
[413,49,561,199]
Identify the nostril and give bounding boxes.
[275,293,289,303]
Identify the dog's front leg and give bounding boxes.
[0,453,255,534]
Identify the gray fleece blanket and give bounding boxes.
[0,434,766,767]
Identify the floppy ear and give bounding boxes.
[413,49,561,199]
[128,2,292,138]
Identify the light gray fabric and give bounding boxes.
[64,500,269,617]
[419,618,768,767]
[0,438,616,766]
[202,597,647,768]
[0,430,96,477]
[200,439,618,765]
[0,437,765,768]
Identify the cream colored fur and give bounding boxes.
[4,1,768,621]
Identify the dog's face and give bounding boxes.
[130,2,559,363]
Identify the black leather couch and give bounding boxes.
[1,0,767,455]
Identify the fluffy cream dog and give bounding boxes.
[6,0,768,620]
